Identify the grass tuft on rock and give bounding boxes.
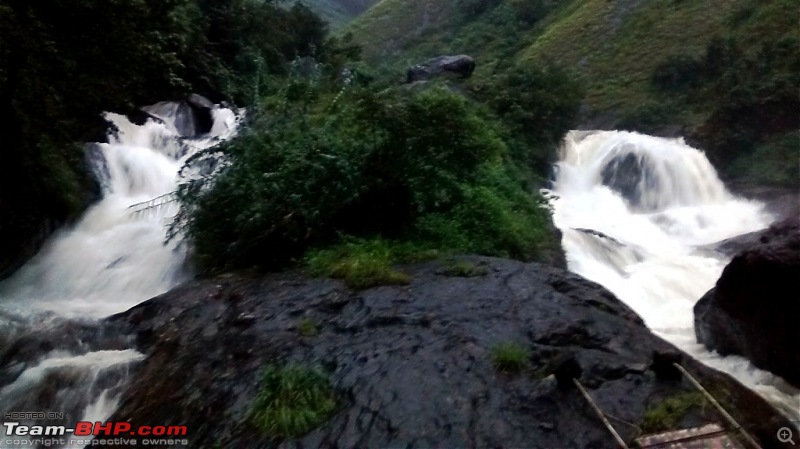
[640,391,706,433]
[440,260,489,277]
[298,318,319,337]
[490,341,530,374]
[306,238,412,290]
[251,364,337,440]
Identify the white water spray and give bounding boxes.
[0,102,240,448]
[0,108,238,318]
[550,130,799,420]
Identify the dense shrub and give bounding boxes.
[177,79,565,273]
[471,63,585,176]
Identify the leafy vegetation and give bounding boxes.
[175,62,575,274]
[251,363,337,439]
[640,391,706,433]
[490,341,531,373]
[301,0,379,29]
[651,34,799,185]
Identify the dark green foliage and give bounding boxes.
[615,101,676,135]
[652,55,705,92]
[0,0,334,276]
[650,34,800,184]
[251,364,337,439]
[507,0,559,25]
[471,63,585,176]
[177,76,568,273]
[413,164,558,260]
[458,0,504,19]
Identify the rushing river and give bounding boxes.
[0,102,239,448]
[549,130,799,421]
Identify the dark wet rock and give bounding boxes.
[600,151,657,210]
[695,216,800,387]
[187,93,215,110]
[141,94,215,137]
[185,93,215,135]
[574,228,625,247]
[100,257,790,449]
[406,55,476,83]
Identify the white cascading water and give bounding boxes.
[0,103,239,448]
[549,130,799,421]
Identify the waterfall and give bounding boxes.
[549,130,799,421]
[0,101,240,448]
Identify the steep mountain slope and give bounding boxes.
[346,0,799,187]
[301,0,380,28]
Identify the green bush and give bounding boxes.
[178,80,564,272]
[251,364,337,439]
[414,164,558,261]
[471,62,585,176]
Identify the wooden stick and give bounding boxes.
[573,378,631,449]
[673,363,763,449]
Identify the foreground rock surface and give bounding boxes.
[695,217,800,387]
[101,257,790,448]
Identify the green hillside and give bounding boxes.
[300,0,379,28]
[346,0,799,187]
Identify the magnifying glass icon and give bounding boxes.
[778,427,796,445]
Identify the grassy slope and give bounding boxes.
[346,0,798,186]
[522,0,797,126]
[346,0,459,59]
[300,0,380,29]
[523,0,727,123]
[351,0,794,120]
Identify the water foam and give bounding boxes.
[550,130,799,420]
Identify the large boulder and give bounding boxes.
[695,217,800,386]
[92,257,790,448]
[600,151,658,210]
[141,94,215,137]
[407,55,476,83]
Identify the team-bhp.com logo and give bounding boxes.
[4,421,188,447]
